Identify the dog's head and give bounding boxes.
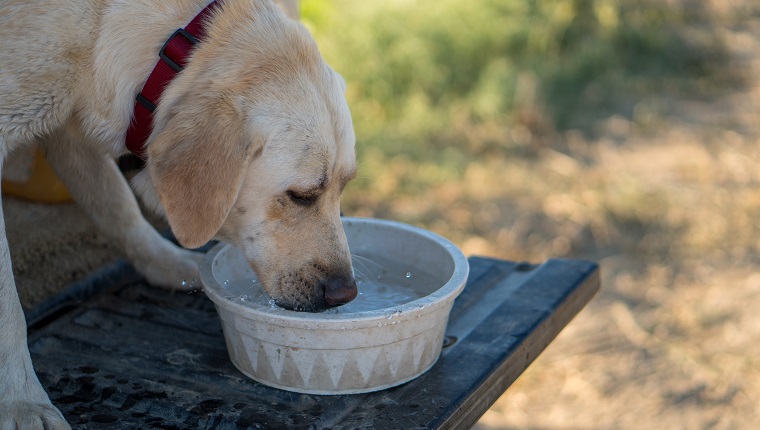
[133,1,357,311]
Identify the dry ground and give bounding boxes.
[459,3,760,429]
[324,0,760,428]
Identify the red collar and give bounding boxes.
[125,1,220,159]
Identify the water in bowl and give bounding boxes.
[223,253,442,313]
[343,253,440,313]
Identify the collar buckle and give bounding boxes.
[159,28,199,72]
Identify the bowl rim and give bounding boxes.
[199,217,469,328]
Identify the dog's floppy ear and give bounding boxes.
[147,94,253,249]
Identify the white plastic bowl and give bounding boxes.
[200,217,469,394]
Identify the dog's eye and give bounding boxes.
[287,190,316,206]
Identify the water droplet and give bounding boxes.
[405,272,412,278]
[385,309,401,319]
[239,294,251,302]
[268,299,277,308]
[181,280,187,287]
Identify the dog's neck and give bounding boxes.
[126,0,220,159]
[78,0,218,157]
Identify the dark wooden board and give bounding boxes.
[25,256,599,429]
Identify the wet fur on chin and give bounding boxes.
[271,262,334,311]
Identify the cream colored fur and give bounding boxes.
[0,0,357,427]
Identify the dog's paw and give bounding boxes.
[137,247,204,291]
[0,400,71,430]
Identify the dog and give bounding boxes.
[0,0,358,427]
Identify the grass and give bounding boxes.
[298,0,760,428]
[303,0,726,149]
[299,0,734,250]
[295,0,756,259]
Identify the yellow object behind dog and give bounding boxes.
[2,147,71,203]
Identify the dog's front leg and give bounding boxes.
[0,161,71,429]
[43,137,202,291]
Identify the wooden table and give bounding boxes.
[26,256,599,429]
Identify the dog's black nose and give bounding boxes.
[324,277,358,306]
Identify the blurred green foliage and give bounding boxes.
[299,0,728,226]
[301,0,724,158]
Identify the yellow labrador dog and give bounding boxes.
[0,0,357,427]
